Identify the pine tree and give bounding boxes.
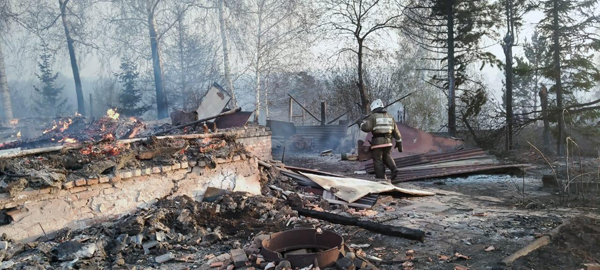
[116,59,150,117]
[403,0,500,136]
[512,31,549,117]
[538,0,600,154]
[512,57,535,115]
[33,47,68,117]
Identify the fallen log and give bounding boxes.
[293,208,426,241]
[499,221,568,265]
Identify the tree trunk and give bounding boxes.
[505,45,513,150]
[253,3,263,123]
[533,81,538,122]
[552,0,563,155]
[504,0,514,150]
[446,3,456,136]
[59,0,85,115]
[0,41,13,120]
[357,39,369,114]
[218,0,237,108]
[177,18,187,111]
[540,85,550,154]
[254,65,261,123]
[264,78,269,119]
[147,7,168,119]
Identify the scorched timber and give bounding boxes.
[0,132,230,160]
[293,208,426,241]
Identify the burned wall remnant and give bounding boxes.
[0,126,271,243]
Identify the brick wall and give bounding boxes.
[0,127,272,243]
[236,126,272,161]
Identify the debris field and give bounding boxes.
[0,110,599,270]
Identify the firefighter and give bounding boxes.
[359,99,403,182]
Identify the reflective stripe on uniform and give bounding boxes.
[375,118,393,125]
[373,126,393,131]
[373,114,394,134]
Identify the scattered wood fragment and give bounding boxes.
[500,221,568,265]
[258,160,272,168]
[293,207,426,241]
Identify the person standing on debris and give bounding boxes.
[359,99,403,182]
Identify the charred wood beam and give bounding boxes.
[293,208,426,241]
[0,133,229,160]
[287,94,320,122]
[328,103,361,125]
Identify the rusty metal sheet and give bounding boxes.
[261,229,344,268]
[391,164,531,183]
[214,111,252,129]
[358,122,464,161]
[364,148,487,172]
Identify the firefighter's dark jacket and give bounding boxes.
[360,111,402,146]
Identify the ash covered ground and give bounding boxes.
[0,150,599,270]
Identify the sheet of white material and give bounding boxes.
[196,84,231,120]
[299,172,435,203]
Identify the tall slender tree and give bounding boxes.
[403,0,499,136]
[538,0,600,154]
[0,1,14,120]
[13,0,98,116]
[217,0,238,108]
[499,0,533,150]
[245,0,313,123]
[58,0,85,115]
[163,3,221,111]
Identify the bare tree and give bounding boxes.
[58,0,86,115]
[11,0,99,116]
[217,0,238,108]
[320,0,403,114]
[243,0,314,123]
[163,2,222,111]
[0,40,13,121]
[107,0,195,119]
[0,1,21,120]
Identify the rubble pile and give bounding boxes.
[0,135,248,193]
[0,161,406,270]
[0,193,299,269]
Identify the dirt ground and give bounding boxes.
[284,152,600,270]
